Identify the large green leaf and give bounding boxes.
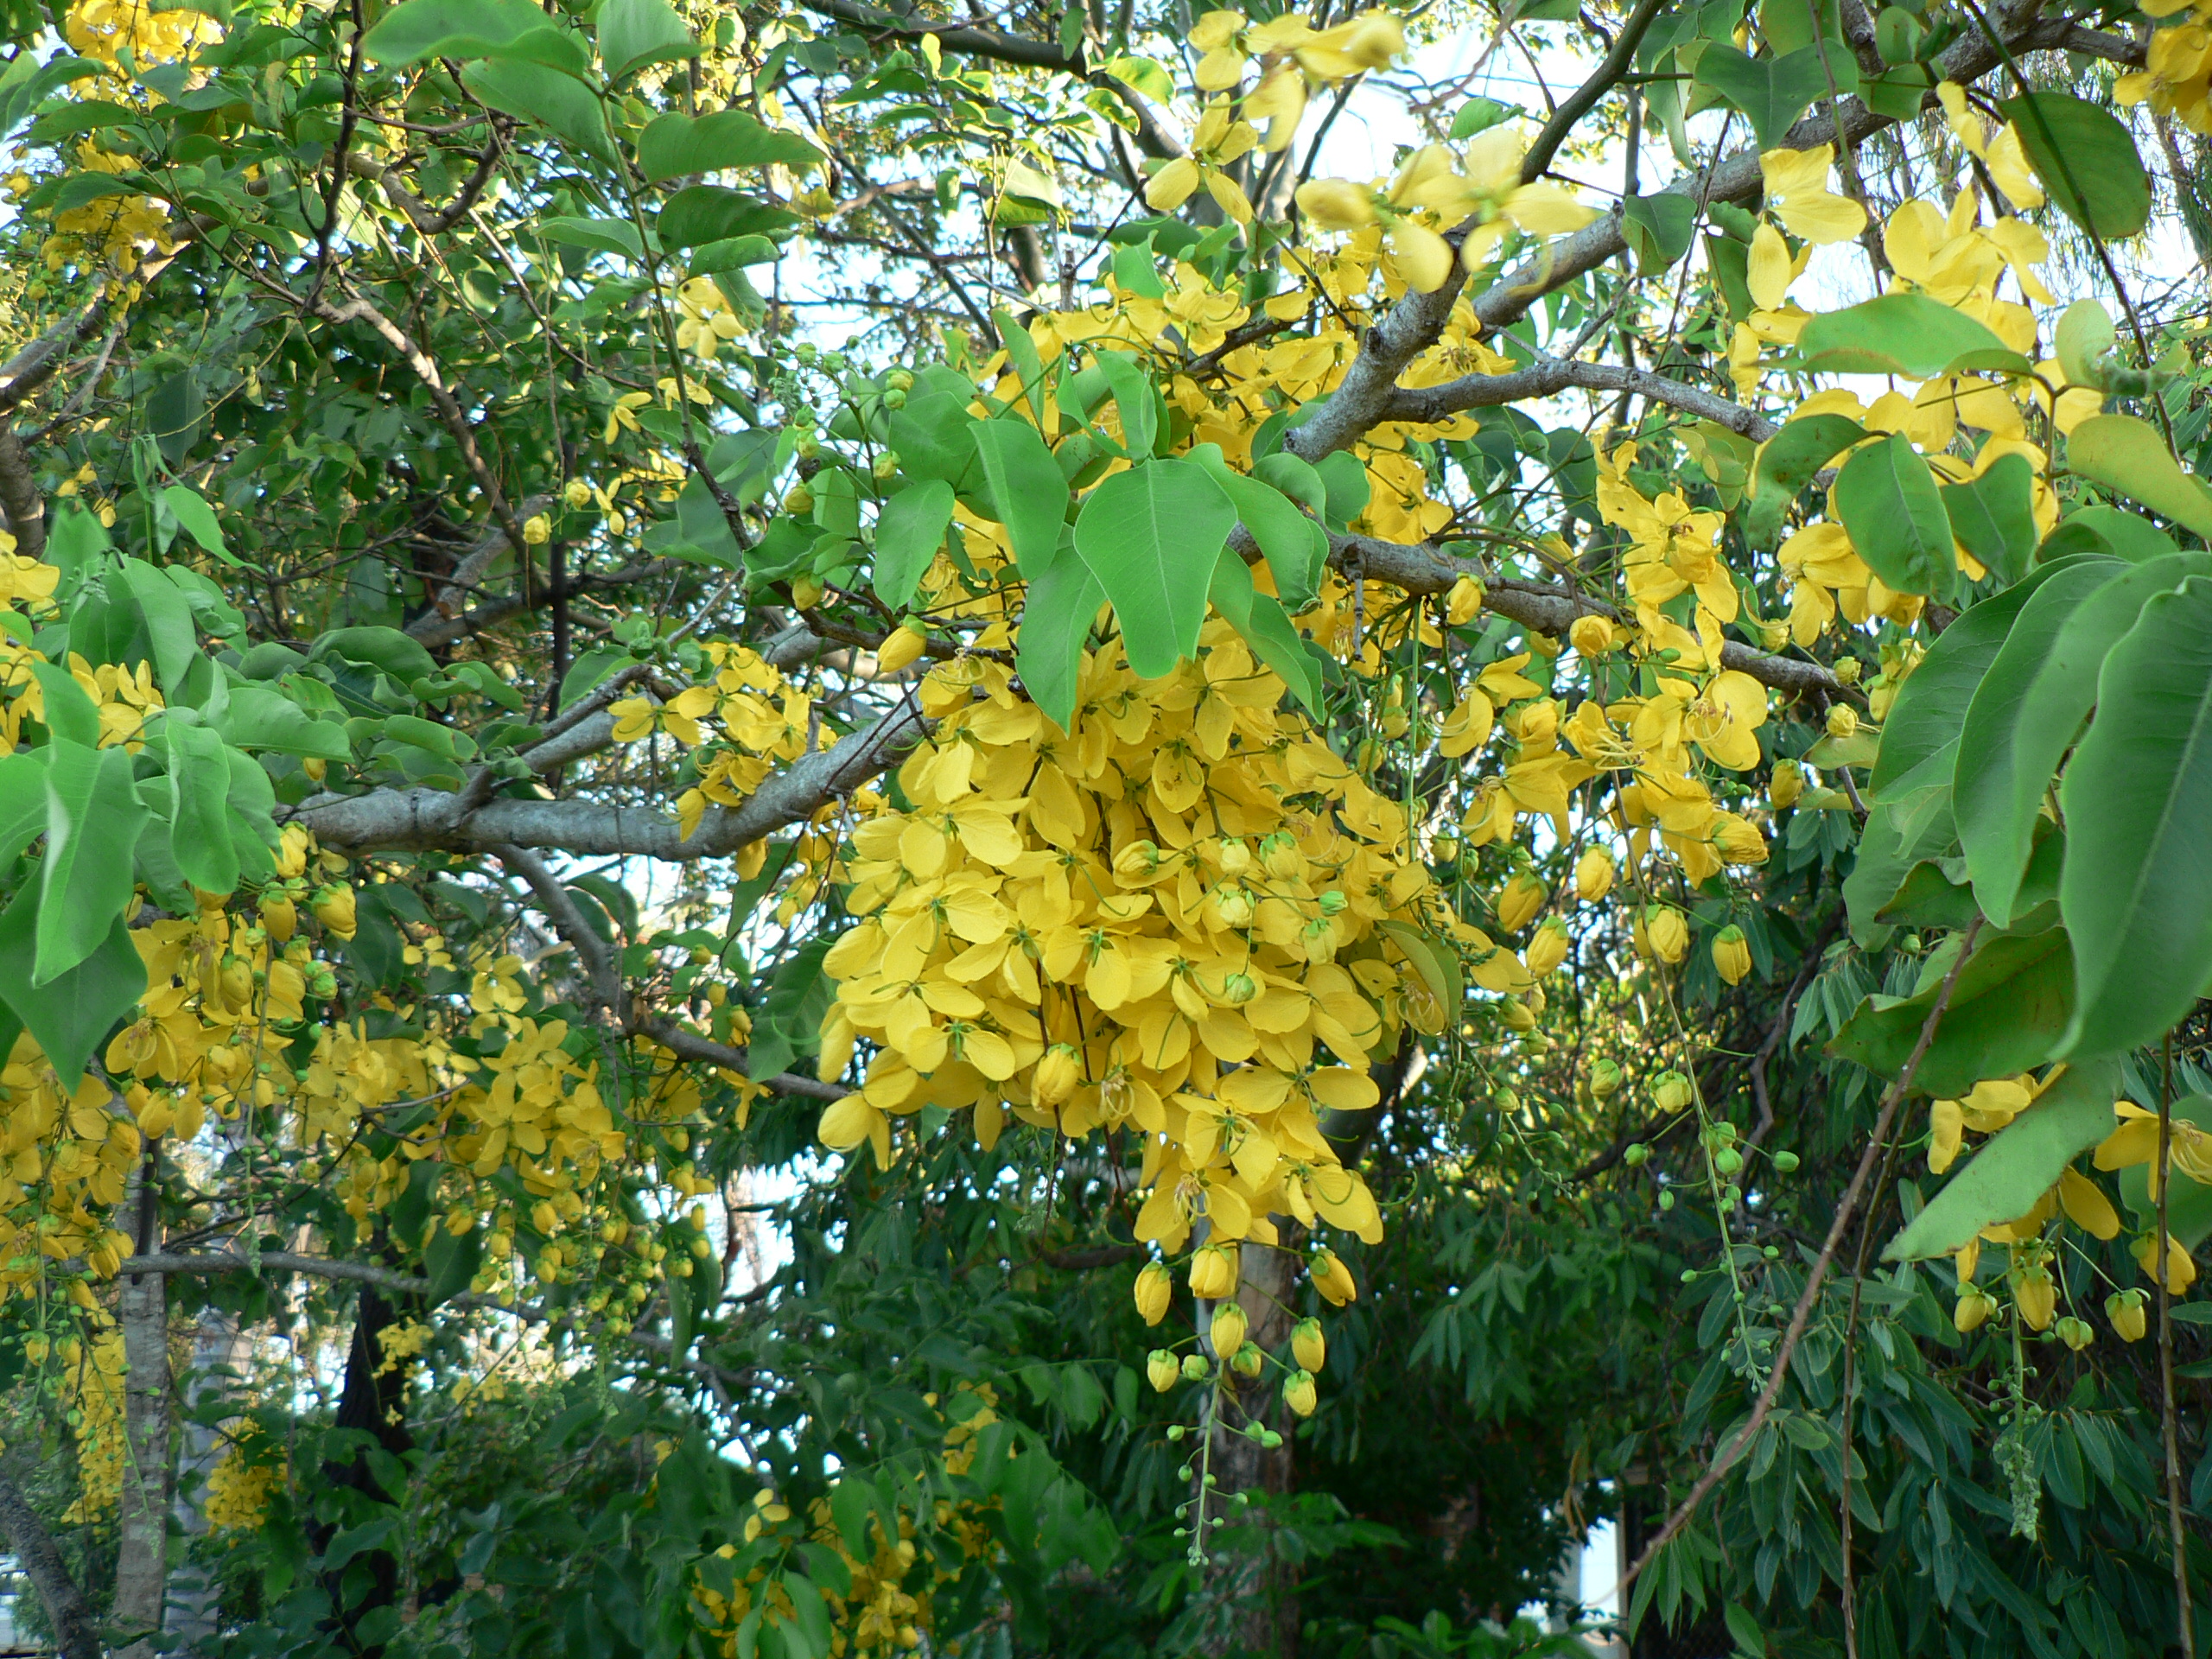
[1827,926,2074,1099]
[1883,1054,2121,1261]
[0,753,45,867]
[1693,44,1842,148]
[1956,554,2200,925]
[595,0,697,81]
[31,661,101,747]
[655,185,790,248]
[1015,545,1105,734]
[871,480,956,611]
[1940,454,2037,588]
[166,721,241,898]
[361,0,560,61]
[0,884,143,1084]
[1834,431,1955,599]
[1840,779,1955,947]
[889,393,981,493]
[638,110,821,181]
[37,742,149,986]
[1071,460,1237,678]
[1186,445,1326,610]
[159,486,238,567]
[1999,93,2151,239]
[1796,294,2023,379]
[2057,574,2212,1055]
[1868,567,2070,798]
[1740,414,1863,549]
[220,684,353,760]
[1620,191,1696,275]
[2065,415,2212,544]
[117,557,200,691]
[461,59,613,162]
[969,419,1068,578]
[1207,551,1321,712]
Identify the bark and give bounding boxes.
[314,1276,416,1657]
[0,1460,101,1659]
[112,1150,173,1659]
[168,1305,251,1645]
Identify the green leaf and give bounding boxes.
[166,721,241,898]
[1313,451,1370,528]
[993,310,1052,430]
[31,661,100,747]
[1956,555,2201,925]
[1071,460,1236,678]
[1999,93,2151,239]
[0,753,47,868]
[1870,569,2064,798]
[2120,1096,2212,1248]
[969,419,1068,578]
[2057,574,2212,1055]
[1827,926,2075,1099]
[2044,505,2177,564]
[1207,551,1320,712]
[362,0,560,60]
[687,234,780,273]
[889,392,980,493]
[656,185,791,248]
[159,485,238,566]
[2064,414,2212,544]
[595,0,697,81]
[1741,413,1863,549]
[1015,545,1104,734]
[41,742,151,978]
[1941,454,2037,588]
[1840,779,1954,946]
[1186,445,1325,609]
[1693,44,1847,148]
[315,626,440,686]
[1796,293,2023,379]
[535,215,645,259]
[1377,920,1463,1021]
[423,1223,484,1306]
[638,109,820,180]
[1882,1054,2120,1260]
[872,480,955,610]
[461,59,612,162]
[0,888,143,1086]
[1834,431,1955,599]
[220,684,353,760]
[1620,191,1696,275]
[1087,351,1158,458]
[1722,1603,1768,1659]
[117,557,200,692]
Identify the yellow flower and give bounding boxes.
[521,513,550,545]
[1758,145,1866,245]
[1573,849,1614,902]
[1210,1300,1249,1356]
[2107,1288,2147,1343]
[1291,1317,1325,1373]
[1525,917,1569,977]
[2134,1231,2198,1293]
[2012,1266,2055,1331]
[1134,1261,1173,1325]
[1645,906,1688,964]
[1283,1369,1318,1417]
[1496,871,1548,932]
[1567,614,1614,656]
[1309,1248,1357,1306]
[1147,1349,1180,1391]
[1188,1241,1239,1299]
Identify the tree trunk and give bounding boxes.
[114,1144,172,1659]
[1205,1238,1301,1659]
[168,1305,252,1643]
[0,1462,101,1659]
[314,1271,416,1656]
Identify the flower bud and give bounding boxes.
[1259,830,1303,880]
[1496,872,1548,933]
[1445,575,1485,626]
[1500,998,1535,1033]
[1713,925,1752,986]
[1525,917,1570,977]
[1291,1318,1325,1374]
[1310,1248,1357,1306]
[783,483,816,515]
[1713,817,1768,865]
[1180,1352,1211,1381]
[1135,1261,1173,1326]
[2056,1315,2094,1352]
[1623,1141,1649,1166]
[1955,1286,1993,1333]
[563,478,594,510]
[2013,1268,2056,1332]
[1231,1341,1264,1378]
[1568,614,1614,656]
[1646,906,1688,964]
[1770,759,1805,809]
[1826,703,1859,739]
[1294,177,1380,231]
[876,621,927,674]
[1773,1150,1800,1173]
[1833,657,1862,685]
[1114,841,1164,881]
[790,575,825,609]
[1189,1243,1239,1300]
[2133,1232,2199,1292]
[258,894,296,944]
[2107,1288,2148,1342]
[1573,848,1615,902]
[1651,1071,1694,1113]
[521,513,551,545]
[1033,1044,1081,1108]
[1210,1301,1249,1357]
[1282,1369,1318,1418]
[1589,1058,1624,1100]
[1219,971,1259,1007]
[312,886,357,940]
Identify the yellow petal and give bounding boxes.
[1389,219,1453,292]
[1747,221,1795,311]
[1144,156,1200,212]
[2058,1166,2122,1239]
[1775,190,1867,246]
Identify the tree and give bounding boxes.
[0,0,2204,1650]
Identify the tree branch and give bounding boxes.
[1383,354,1777,440]
[0,1464,101,1659]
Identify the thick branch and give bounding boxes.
[0,1465,101,1659]
[293,698,931,857]
[0,429,46,561]
[1331,531,1841,696]
[1384,355,1776,441]
[0,293,114,416]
